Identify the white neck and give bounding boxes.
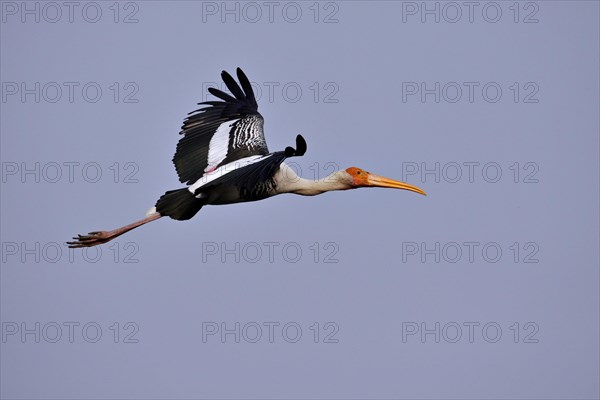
[275,163,350,196]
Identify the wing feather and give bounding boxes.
[220,70,246,101]
[236,68,258,109]
[207,87,237,103]
[173,68,269,185]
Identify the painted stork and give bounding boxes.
[68,68,426,248]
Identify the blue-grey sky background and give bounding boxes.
[1,1,599,399]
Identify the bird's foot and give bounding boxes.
[67,231,114,248]
[67,213,162,248]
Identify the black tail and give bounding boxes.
[155,188,204,221]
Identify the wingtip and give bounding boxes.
[236,67,247,80]
[283,135,308,157]
[296,134,307,156]
[221,69,233,80]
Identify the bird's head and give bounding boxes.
[343,167,426,195]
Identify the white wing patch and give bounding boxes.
[205,119,239,173]
[189,154,272,196]
[232,116,265,150]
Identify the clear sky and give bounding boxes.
[1,1,599,399]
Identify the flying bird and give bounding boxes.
[68,68,426,248]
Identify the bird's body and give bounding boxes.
[68,68,425,248]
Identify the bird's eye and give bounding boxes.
[356,171,361,175]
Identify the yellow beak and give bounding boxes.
[366,173,427,196]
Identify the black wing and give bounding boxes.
[173,68,269,185]
[194,135,307,201]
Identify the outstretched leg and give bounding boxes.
[67,212,162,248]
